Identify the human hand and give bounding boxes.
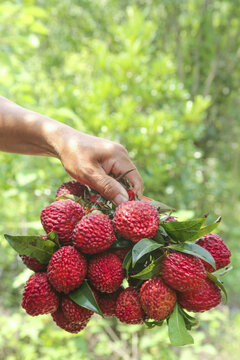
[53,127,143,205]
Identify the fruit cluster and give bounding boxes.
[4,179,232,346]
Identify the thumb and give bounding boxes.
[87,169,129,205]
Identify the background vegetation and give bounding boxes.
[0,0,239,359]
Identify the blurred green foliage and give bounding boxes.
[0,0,239,359]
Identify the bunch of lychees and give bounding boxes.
[4,179,232,346]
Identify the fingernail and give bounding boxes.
[114,193,129,206]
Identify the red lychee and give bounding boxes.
[195,233,231,272]
[72,212,116,254]
[98,288,123,317]
[178,278,222,312]
[62,295,93,323]
[52,308,88,333]
[113,200,159,243]
[116,287,145,324]
[140,277,176,321]
[40,199,85,245]
[88,253,124,293]
[19,235,48,272]
[22,273,59,316]
[56,180,86,198]
[161,252,206,292]
[47,246,87,294]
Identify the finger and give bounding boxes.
[85,166,129,205]
[111,156,143,197]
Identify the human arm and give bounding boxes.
[0,96,143,204]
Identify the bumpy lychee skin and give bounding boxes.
[113,200,159,243]
[161,252,206,292]
[40,199,85,245]
[52,308,88,333]
[62,295,93,323]
[72,212,116,254]
[116,287,145,324]
[56,180,86,198]
[195,233,231,272]
[98,288,123,317]
[22,273,59,316]
[140,277,176,321]
[88,253,124,293]
[178,278,222,312]
[20,235,48,272]
[47,246,87,294]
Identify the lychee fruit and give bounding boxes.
[62,295,93,323]
[161,252,206,292]
[98,288,123,317]
[56,180,86,198]
[19,235,48,272]
[88,253,124,293]
[195,233,231,272]
[47,246,87,294]
[22,273,59,316]
[40,199,85,245]
[113,200,159,243]
[178,278,222,312]
[72,212,116,254]
[116,287,145,324]
[52,308,88,333]
[140,277,176,321]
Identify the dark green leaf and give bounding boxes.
[4,234,58,264]
[122,250,132,278]
[168,242,216,270]
[207,272,228,302]
[152,229,166,244]
[69,280,103,316]
[47,231,60,248]
[161,217,207,243]
[148,200,176,213]
[145,320,164,329]
[179,306,198,330]
[132,239,163,266]
[168,303,194,346]
[188,217,221,241]
[131,256,162,280]
[110,238,131,249]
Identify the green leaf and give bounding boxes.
[161,217,207,243]
[47,231,60,248]
[146,200,175,213]
[4,234,58,264]
[131,256,162,280]
[122,250,132,278]
[110,237,131,249]
[132,239,163,267]
[188,217,221,241]
[207,272,228,302]
[145,320,164,329]
[168,303,194,346]
[168,242,216,270]
[69,280,103,316]
[178,306,198,330]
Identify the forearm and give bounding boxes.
[0,96,66,157]
[0,96,143,203]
